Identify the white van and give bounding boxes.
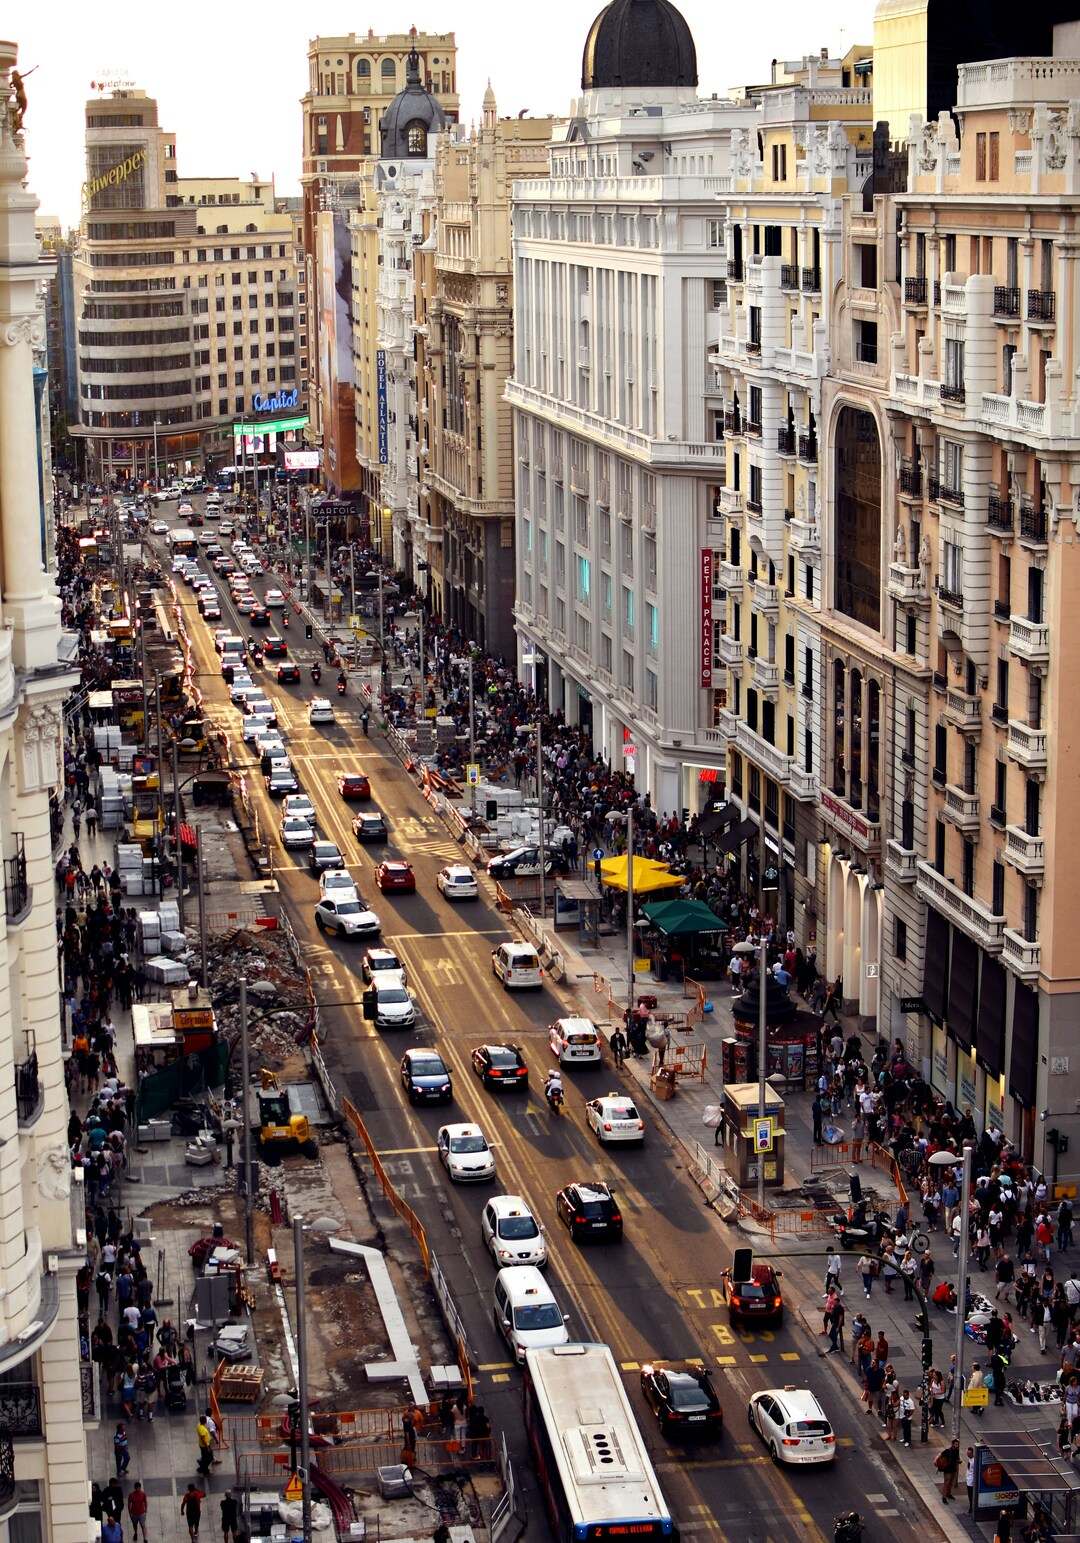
[491,941,544,991]
[493,1267,569,1363]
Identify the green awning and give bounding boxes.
[642,898,729,936]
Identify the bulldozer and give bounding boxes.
[256,1070,317,1159]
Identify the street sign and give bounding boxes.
[754,1118,774,1153]
[466,764,480,786]
[284,1476,302,1501]
[865,962,880,979]
[593,847,605,861]
[962,1386,989,1407]
[900,996,926,1015]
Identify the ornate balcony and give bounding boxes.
[934,580,964,611]
[797,432,818,463]
[777,425,796,456]
[780,264,799,290]
[752,579,779,615]
[753,658,780,698]
[946,689,981,735]
[886,839,919,884]
[928,476,965,509]
[944,785,980,832]
[987,491,1014,534]
[1005,824,1045,877]
[994,286,1021,318]
[801,266,821,293]
[717,633,743,668]
[899,460,922,499]
[1006,720,1047,772]
[727,258,744,283]
[916,860,1005,953]
[15,1054,40,1127]
[3,835,29,927]
[904,276,928,307]
[1002,928,1041,981]
[0,1384,41,1439]
[1009,616,1050,665]
[1018,504,1048,545]
[1027,289,1056,324]
[888,563,929,605]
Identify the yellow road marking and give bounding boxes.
[748,1354,768,1364]
[489,1373,512,1384]
[620,1361,640,1371]
[478,1362,514,1372]
[780,1352,801,1361]
[715,1356,737,1366]
[372,1146,438,1156]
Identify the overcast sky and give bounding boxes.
[15,0,877,227]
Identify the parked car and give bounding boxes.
[548,1017,602,1066]
[487,846,570,879]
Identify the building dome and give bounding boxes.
[581,0,698,90]
[379,46,447,161]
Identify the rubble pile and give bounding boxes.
[203,925,315,1070]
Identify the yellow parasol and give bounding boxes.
[599,855,686,893]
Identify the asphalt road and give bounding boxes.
[149,494,940,1543]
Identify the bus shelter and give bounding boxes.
[972,1431,1080,1533]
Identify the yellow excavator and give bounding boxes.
[257,1070,317,1159]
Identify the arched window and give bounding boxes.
[833,659,846,796]
[356,58,371,77]
[406,122,427,156]
[381,58,396,79]
[849,669,863,806]
[867,679,881,821]
[833,404,883,630]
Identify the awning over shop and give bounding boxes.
[698,799,740,838]
[975,955,1006,1077]
[948,929,978,1052]
[923,906,949,1025]
[643,898,730,936]
[713,816,759,856]
[1009,980,1039,1108]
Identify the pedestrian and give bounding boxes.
[609,1027,627,1068]
[928,1367,947,1426]
[937,1437,961,1503]
[402,1411,417,1458]
[824,1251,842,1295]
[812,1094,824,1145]
[181,1485,204,1541]
[196,1414,214,1476]
[113,1421,130,1475]
[102,1516,122,1543]
[900,1248,917,1300]
[127,1482,148,1542]
[883,1390,900,1441]
[899,1388,915,1447]
[827,1295,846,1355]
[968,1362,986,1417]
[857,1252,875,1298]
[220,1491,239,1543]
[966,1446,976,1509]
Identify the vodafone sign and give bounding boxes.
[700,549,713,687]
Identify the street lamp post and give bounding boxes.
[294,1214,312,1543]
[535,720,546,923]
[152,420,161,487]
[467,655,476,819]
[732,934,769,1212]
[171,739,185,929]
[929,1146,973,1437]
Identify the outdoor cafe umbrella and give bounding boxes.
[641,897,730,934]
[599,855,685,894]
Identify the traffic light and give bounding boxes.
[914,1306,928,1333]
[305,623,313,639]
[921,1336,933,1369]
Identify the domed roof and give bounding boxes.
[582,0,698,90]
[379,46,447,161]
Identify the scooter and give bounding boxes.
[311,664,322,684]
[545,1084,564,1115]
[834,1514,863,1543]
[282,612,289,627]
[361,710,369,736]
[830,1206,894,1249]
[337,676,347,696]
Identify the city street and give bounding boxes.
[150,496,942,1543]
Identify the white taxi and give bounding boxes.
[548,1016,602,1066]
[748,1387,836,1466]
[585,1092,645,1146]
[437,1123,496,1184]
[309,698,336,725]
[481,1195,548,1268]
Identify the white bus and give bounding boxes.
[523,1344,675,1543]
[167,528,197,558]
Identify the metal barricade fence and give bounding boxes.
[236,1437,494,1480]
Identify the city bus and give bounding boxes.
[167,528,197,558]
[523,1344,675,1543]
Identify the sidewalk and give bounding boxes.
[530,899,1065,1542]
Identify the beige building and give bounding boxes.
[0,39,93,1542]
[883,50,1080,1166]
[415,89,552,654]
[73,88,304,480]
[301,29,458,501]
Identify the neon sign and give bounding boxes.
[82,149,145,207]
[252,389,298,413]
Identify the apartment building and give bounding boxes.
[510,0,759,815]
[301,29,458,498]
[415,91,552,655]
[0,42,93,1542]
[711,53,879,964]
[884,52,1080,1161]
[72,89,303,479]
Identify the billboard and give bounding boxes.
[700,549,713,687]
[317,209,360,494]
[285,450,321,470]
[376,349,388,465]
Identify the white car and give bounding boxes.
[549,1016,603,1066]
[254,730,285,757]
[748,1388,836,1465]
[491,941,543,990]
[314,895,381,938]
[436,864,479,900]
[437,1123,496,1184]
[319,869,358,898]
[150,519,168,535]
[309,698,336,725]
[240,715,266,743]
[481,1195,548,1268]
[283,794,317,826]
[280,816,315,849]
[265,588,286,608]
[585,1093,646,1145]
[370,978,416,1028]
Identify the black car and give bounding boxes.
[264,636,288,657]
[555,1181,623,1243]
[400,1048,453,1105]
[352,811,388,843]
[277,662,300,684]
[639,1365,723,1440]
[471,1043,529,1091]
[309,840,345,873]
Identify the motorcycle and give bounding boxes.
[830,1205,894,1249]
[311,665,322,684]
[545,1084,564,1115]
[337,675,347,696]
[834,1514,863,1543]
[361,710,369,737]
[282,612,289,628]
[251,647,264,667]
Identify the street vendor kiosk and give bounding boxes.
[720,1082,786,1190]
[171,984,216,1053]
[132,1002,180,1076]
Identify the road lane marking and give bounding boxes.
[620,1361,640,1371]
[748,1354,768,1364]
[779,1352,800,1361]
[715,1356,737,1366]
[489,1373,511,1384]
[386,930,508,940]
[372,1146,439,1156]
[478,1362,514,1371]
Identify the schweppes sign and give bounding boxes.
[82,149,146,207]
